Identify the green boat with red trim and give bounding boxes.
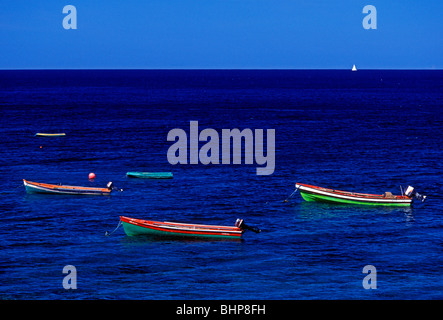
[120,216,260,239]
[295,183,426,206]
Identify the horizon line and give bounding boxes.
[0,67,441,71]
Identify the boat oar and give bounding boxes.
[235,219,261,233]
[283,187,299,203]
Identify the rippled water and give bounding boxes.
[0,70,441,299]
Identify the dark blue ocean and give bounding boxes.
[0,70,441,300]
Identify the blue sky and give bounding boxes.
[0,0,441,69]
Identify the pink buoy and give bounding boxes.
[89,172,96,180]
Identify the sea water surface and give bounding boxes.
[0,70,441,299]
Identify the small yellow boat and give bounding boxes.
[35,133,66,137]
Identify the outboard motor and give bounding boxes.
[107,181,123,192]
[235,219,261,233]
[405,186,427,202]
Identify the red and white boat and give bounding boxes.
[23,179,113,195]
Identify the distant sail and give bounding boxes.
[352,64,357,71]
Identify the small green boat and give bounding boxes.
[126,172,173,179]
[120,216,260,239]
[295,183,416,206]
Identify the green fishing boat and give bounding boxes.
[293,183,426,206]
[120,216,260,239]
[126,172,173,179]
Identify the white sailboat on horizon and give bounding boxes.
[352,64,357,71]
